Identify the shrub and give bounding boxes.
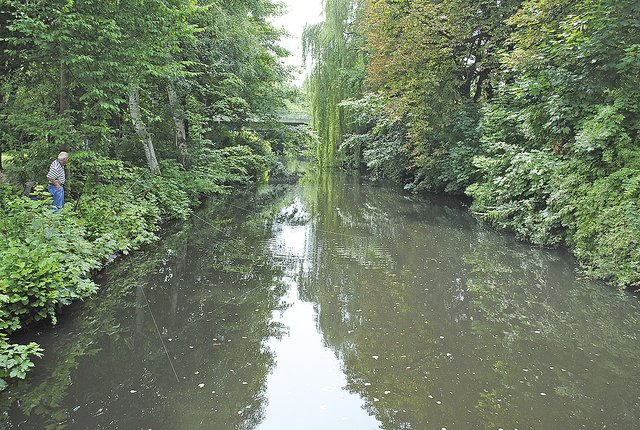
[568,168,640,287]
[467,145,564,246]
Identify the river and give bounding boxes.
[3,173,640,429]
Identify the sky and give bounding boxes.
[271,0,324,85]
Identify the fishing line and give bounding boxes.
[73,167,148,211]
[73,173,91,212]
[183,282,269,329]
[139,282,181,383]
[180,249,304,330]
[191,212,230,237]
[177,236,306,330]
[315,229,369,239]
[222,200,255,214]
[125,252,180,383]
[122,168,149,194]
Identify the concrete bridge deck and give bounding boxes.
[277,110,311,126]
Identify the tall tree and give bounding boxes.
[303,0,366,168]
[167,80,188,167]
[128,86,161,174]
[364,0,522,192]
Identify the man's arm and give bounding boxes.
[48,177,61,189]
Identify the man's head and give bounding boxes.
[58,152,69,165]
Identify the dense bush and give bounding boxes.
[568,167,640,286]
[467,146,564,246]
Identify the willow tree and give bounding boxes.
[303,0,366,168]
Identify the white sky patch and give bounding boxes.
[271,0,323,85]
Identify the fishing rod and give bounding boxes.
[73,172,91,212]
[73,167,149,212]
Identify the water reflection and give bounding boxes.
[295,172,640,430]
[3,174,640,429]
[3,189,290,429]
[259,199,381,430]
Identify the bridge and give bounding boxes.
[216,110,312,130]
[278,110,312,126]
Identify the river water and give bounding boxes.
[3,173,640,429]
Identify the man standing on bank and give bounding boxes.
[47,151,68,213]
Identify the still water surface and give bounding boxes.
[3,174,640,429]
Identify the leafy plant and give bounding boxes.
[0,335,44,389]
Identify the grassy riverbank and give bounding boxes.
[0,145,297,390]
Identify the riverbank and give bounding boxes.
[0,148,277,390]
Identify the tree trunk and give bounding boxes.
[128,87,161,175]
[167,82,188,167]
[59,61,71,115]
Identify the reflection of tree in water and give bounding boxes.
[2,188,291,430]
[466,234,640,429]
[298,173,640,429]
[297,173,478,428]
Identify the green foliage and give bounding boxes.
[341,93,410,181]
[1,0,292,175]
[0,192,99,389]
[0,196,99,324]
[467,146,564,245]
[410,102,484,194]
[262,124,317,158]
[573,104,634,169]
[569,168,640,286]
[303,0,366,168]
[0,336,43,388]
[307,0,639,286]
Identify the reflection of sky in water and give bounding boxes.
[259,201,381,430]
